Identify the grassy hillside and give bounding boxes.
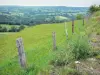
[0,20,84,75]
[85,11,100,60]
[85,11,100,35]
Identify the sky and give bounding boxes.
[0,0,100,7]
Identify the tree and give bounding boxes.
[76,14,83,20]
[0,25,2,32]
[18,25,25,31]
[89,5,100,14]
[2,27,7,32]
[9,26,18,32]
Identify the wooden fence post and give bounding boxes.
[65,22,68,38]
[72,20,74,34]
[16,37,26,68]
[52,32,56,50]
[83,18,84,25]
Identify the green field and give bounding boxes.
[0,20,84,75]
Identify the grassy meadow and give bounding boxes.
[0,20,85,75]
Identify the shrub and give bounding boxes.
[76,14,83,20]
[0,26,8,32]
[66,68,81,75]
[51,35,92,66]
[1,27,7,32]
[50,46,74,66]
[19,25,25,31]
[69,35,91,60]
[96,55,100,59]
[9,26,18,32]
[0,25,2,32]
[96,30,100,35]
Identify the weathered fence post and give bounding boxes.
[83,18,84,25]
[16,37,26,68]
[52,32,56,50]
[65,22,68,38]
[72,20,74,34]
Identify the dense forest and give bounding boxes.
[0,6,88,25]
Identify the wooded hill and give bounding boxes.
[0,6,88,25]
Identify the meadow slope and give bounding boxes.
[0,20,83,75]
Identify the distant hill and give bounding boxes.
[0,6,88,25]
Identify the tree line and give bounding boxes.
[0,25,25,32]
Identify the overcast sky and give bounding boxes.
[0,0,100,7]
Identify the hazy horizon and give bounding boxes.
[0,5,89,7]
[0,0,100,7]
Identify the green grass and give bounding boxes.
[0,20,84,75]
[85,11,100,35]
